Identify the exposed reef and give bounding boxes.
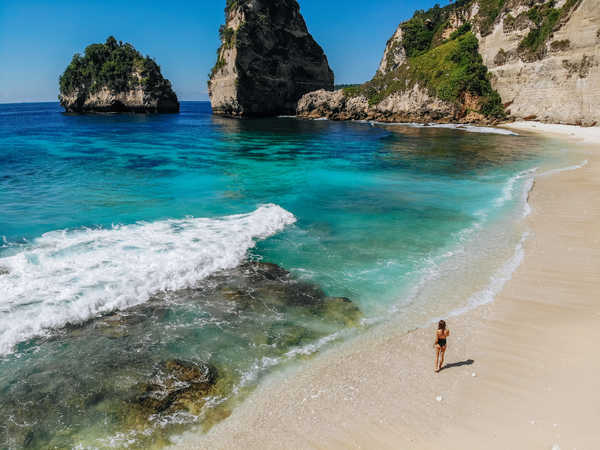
[0,261,361,448]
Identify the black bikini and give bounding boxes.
[437,337,447,347]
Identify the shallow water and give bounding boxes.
[0,102,574,447]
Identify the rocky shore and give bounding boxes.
[297,86,466,124]
[1,261,361,448]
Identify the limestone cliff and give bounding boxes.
[209,0,334,117]
[299,28,505,124]
[59,37,179,114]
[479,0,599,125]
[298,0,599,125]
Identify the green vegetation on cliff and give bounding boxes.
[225,0,239,13]
[476,0,506,36]
[345,32,505,119]
[398,0,583,61]
[398,0,506,60]
[341,0,587,120]
[209,25,237,80]
[518,0,582,60]
[59,36,175,97]
[400,4,447,58]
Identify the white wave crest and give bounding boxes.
[494,167,537,210]
[0,204,296,355]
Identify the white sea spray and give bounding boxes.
[0,204,296,355]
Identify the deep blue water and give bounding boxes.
[0,101,570,447]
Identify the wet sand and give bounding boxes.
[172,123,600,450]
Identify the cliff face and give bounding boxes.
[209,0,334,117]
[299,29,505,124]
[479,0,599,125]
[298,0,599,125]
[59,83,178,114]
[59,37,179,114]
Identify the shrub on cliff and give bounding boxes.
[517,0,582,60]
[450,23,472,40]
[399,0,506,57]
[400,4,446,57]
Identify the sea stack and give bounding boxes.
[208,0,334,117]
[59,36,179,113]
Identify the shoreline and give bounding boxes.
[172,123,600,449]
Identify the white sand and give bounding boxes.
[172,124,600,450]
[502,121,600,144]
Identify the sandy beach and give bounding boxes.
[172,122,600,450]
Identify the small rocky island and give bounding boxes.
[208,0,334,117]
[59,36,179,113]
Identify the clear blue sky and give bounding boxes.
[0,0,442,103]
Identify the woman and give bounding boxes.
[434,320,450,372]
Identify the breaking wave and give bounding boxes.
[0,204,296,355]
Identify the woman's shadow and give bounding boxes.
[441,359,474,372]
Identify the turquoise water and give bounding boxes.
[0,102,571,447]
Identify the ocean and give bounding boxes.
[0,101,573,448]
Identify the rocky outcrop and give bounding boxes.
[377,26,406,75]
[298,28,503,124]
[209,0,334,117]
[59,36,179,113]
[297,86,459,123]
[59,85,178,114]
[135,359,217,415]
[301,0,598,125]
[212,261,363,326]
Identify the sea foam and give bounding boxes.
[0,204,296,355]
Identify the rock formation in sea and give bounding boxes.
[208,0,334,117]
[59,36,179,113]
[298,0,599,126]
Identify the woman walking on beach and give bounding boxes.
[434,320,450,372]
